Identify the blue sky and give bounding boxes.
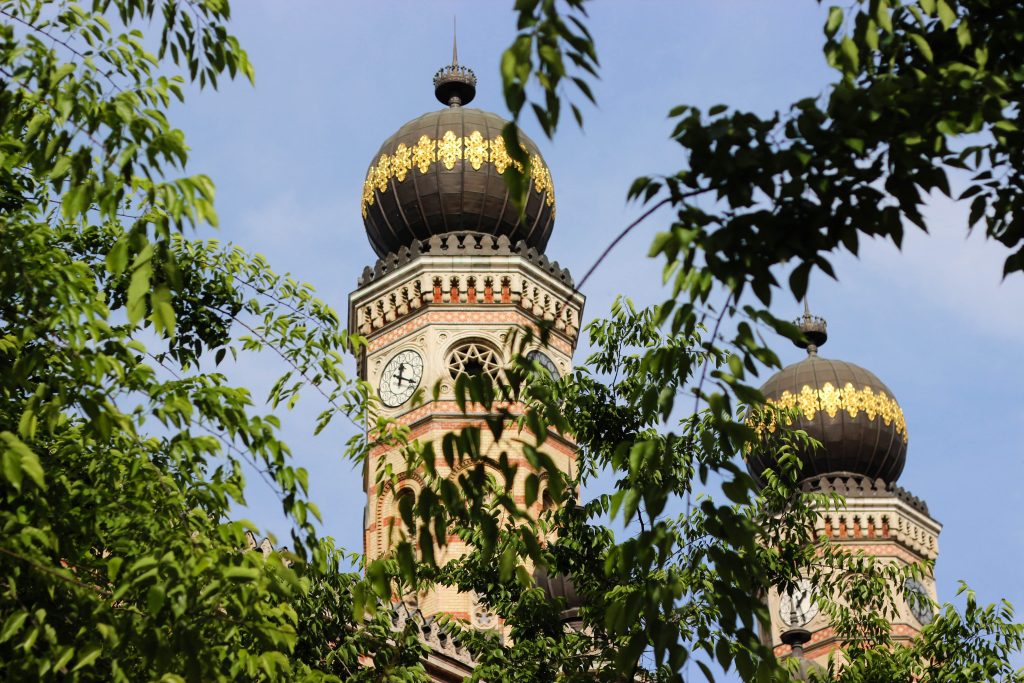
[170,0,1023,659]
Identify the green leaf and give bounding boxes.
[72,644,102,672]
[825,6,844,38]
[147,585,166,615]
[0,610,28,644]
[224,566,259,582]
[936,0,956,29]
[2,449,22,492]
[366,560,391,599]
[910,33,934,62]
[150,285,176,336]
[126,244,155,325]
[840,35,859,71]
[106,238,129,276]
[876,0,894,33]
[1,432,44,491]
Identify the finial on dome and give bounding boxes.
[452,17,458,65]
[433,18,476,107]
[795,299,828,355]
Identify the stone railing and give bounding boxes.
[800,474,928,514]
[357,232,574,288]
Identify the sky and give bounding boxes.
[169,0,1023,666]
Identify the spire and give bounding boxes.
[452,17,458,66]
[433,19,476,107]
[794,298,828,355]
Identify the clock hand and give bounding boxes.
[394,363,410,386]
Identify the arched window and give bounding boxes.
[393,487,416,532]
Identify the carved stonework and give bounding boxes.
[350,234,582,347]
[471,593,498,630]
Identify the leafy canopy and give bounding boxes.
[2,1,1024,682]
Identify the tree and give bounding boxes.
[0,1,426,680]
[438,0,1024,679]
[2,1,1023,683]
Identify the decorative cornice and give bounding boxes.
[361,132,555,219]
[357,231,574,288]
[800,474,928,514]
[389,601,478,667]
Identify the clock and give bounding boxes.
[904,578,934,625]
[527,350,559,378]
[778,578,818,627]
[378,350,423,407]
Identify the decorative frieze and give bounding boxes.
[350,233,583,343]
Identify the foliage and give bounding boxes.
[359,0,1024,680]
[0,1,424,680]
[3,0,1024,682]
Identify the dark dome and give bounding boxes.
[361,106,556,257]
[747,309,908,485]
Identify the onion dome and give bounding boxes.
[360,49,556,258]
[747,304,909,485]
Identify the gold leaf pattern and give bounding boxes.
[767,383,908,443]
[412,135,435,174]
[464,130,488,170]
[819,382,842,418]
[373,153,391,192]
[361,170,375,218]
[392,143,411,182]
[359,131,556,217]
[530,154,547,193]
[842,382,860,418]
[543,166,555,207]
[490,135,511,174]
[438,130,462,170]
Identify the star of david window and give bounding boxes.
[447,341,502,381]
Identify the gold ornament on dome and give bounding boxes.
[412,135,435,175]
[360,129,556,218]
[438,130,463,170]
[464,130,488,170]
[391,143,411,182]
[490,135,512,174]
[373,153,391,192]
[764,381,908,443]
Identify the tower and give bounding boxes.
[348,50,584,628]
[749,307,942,666]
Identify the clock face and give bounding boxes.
[378,350,423,407]
[778,578,818,627]
[904,578,934,625]
[527,350,559,378]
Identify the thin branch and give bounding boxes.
[210,306,363,433]
[0,8,124,95]
[572,197,671,295]
[572,184,716,295]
